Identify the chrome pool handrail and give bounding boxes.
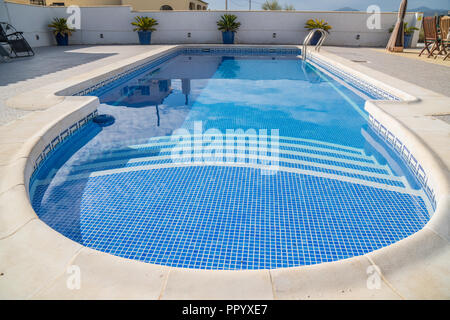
[302,29,328,60]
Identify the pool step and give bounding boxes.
[69,144,385,172]
[87,134,368,160]
[69,134,377,169]
[37,135,411,192]
[134,133,365,152]
[34,161,417,198]
[62,139,392,179]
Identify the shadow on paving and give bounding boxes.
[0,45,116,86]
[323,46,450,97]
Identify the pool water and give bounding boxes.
[30,52,431,269]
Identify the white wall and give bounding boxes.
[4,2,420,48]
[3,3,67,46]
[0,0,11,22]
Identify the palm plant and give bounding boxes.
[48,17,74,36]
[404,23,419,35]
[216,14,241,33]
[388,22,419,48]
[304,19,332,33]
[262,0,282,10]
[131,16,158,32]
[388,22,419,35]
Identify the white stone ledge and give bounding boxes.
[364,100,450,241]
[0,219,83,299]
[6,46,179,111]
[32,247,170,300]
[161,268,274,300]
[366,228,450,299]
[270,255,402,299]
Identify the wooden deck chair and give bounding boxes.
[437,16,450,60]
[419,17,440,58]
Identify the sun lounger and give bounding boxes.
[0,22,34,58]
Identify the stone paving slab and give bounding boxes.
[0,45,166,125]
[323,46,450,97]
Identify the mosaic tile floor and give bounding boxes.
[31,134,430,270]
[30,53,432,270]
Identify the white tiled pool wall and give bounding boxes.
[368,114,437,211]
[26,46,439,212]
[26,103,98,195]
[307,54,401,101]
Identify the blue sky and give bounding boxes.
[206,0,449,11]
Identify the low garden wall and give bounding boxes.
[3,1,422,48]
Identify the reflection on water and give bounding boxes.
[218,56,241,78]
[33,54,423,186]
[28,54,431,270]
[61,54,419,184]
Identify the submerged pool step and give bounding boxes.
[40,149,407,193]
[34,134,413,194]
[128,141,375,162]
[129,134,367,156]
[79,134,370,164]
[52,134,398,186]
[136,134,365,154]
[70,135,377,169]
[33,161,417,199]
[65,144,389,177]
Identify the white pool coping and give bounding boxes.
[0,45,449,299]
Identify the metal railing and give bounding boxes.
[301,29,328,60]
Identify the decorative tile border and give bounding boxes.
[308,54,400,101]
[29,110,98,187]
[183,47,301,56]
[368,114,436,210]
[73,50,182,96]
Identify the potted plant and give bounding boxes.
[304,19,332,46]
[217,14,241,44]
[48,18,74,46]
[132,16,158,45]
[388,23,419,48]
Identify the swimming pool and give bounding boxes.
[29,48,432,270]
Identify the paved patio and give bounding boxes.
[0,45,166,125]
[323,46,450,98]
[1,45,449,127]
